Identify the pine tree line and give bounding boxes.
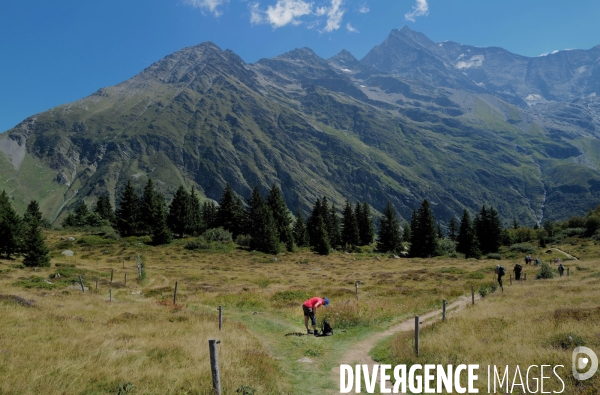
[58,179,506,257]
[0,190,50,266]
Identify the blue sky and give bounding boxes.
[1,0,599,133]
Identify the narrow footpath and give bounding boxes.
[329,294,482,394]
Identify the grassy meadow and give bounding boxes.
[0,230,599,394]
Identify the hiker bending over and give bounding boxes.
[495,265,506,291]
[302,297,329,335]
[513,263,522,281]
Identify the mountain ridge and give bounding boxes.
[1,27,599,226]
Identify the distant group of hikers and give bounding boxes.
[494,256,567,290]
[524,255,540,265]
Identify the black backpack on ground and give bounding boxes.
[317,320,333,336]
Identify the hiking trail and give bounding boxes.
[329,294,482,394]
[550,247,578,260]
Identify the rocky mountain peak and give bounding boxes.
[327,49,360,70]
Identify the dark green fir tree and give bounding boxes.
[378,202,402,253]
[22,214,50,267]
[341,200,360,248]
[116,181,140,237]
[0,190,23,259]
[292,209,309,247]
[167,185,191,238]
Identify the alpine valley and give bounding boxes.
[2,26,600,226]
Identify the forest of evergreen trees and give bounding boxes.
[2,179,600,263]
[0,191,50,266]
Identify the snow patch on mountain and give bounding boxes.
[455,55,484,69]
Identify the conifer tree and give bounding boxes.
[116,181,140,237]
[167,185,191,238]
[217,184,245,237]
[23,200,42,228]
[357,202,375,246]
[292,209,309,247]
[94,194,115,223]
[487,207,502,253]
[409,199,438,258]
[341,200,360,248]
[456,209,481,258]
[151,193,172,245]
[313,214,330,255]
[327,201,341,249]
[403,223,412,244]
[378,202,402,253]
[0,190,23,259]
[247,187,280,254]
[187,187,203,236]
[448,217,458,241]
[22,210,50,267]
[202,201,218,230]
[266,184,293,251]
[139,178,157,235]
[307,198,325,247]
[74,202,90,227]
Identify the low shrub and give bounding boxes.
[509,243,536,254]
[235,234,252,247]
[486,253,502,260]
[76,235,115,246]
[202,227,232,243]
[536,262,556,279]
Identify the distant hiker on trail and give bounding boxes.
[495,265,506,291]
[302,297,329,335]
[535,257,540,265]
[525,255,530,265]
[513,263,523,281]
[558,263,565,277]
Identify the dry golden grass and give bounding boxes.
[376,256,600,394]
[1,229,598,394]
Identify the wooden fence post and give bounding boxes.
[78,275,85,292]
[95,277,98,291]
[524,273,527,281]
[471,285,475,305]
[510,274,512,285]
[173,281,178,305]
[355,282,359,301]
[567,268,570,276]
[218,306,223,331]
[209,339,222,395]
[415,316,419,357]
[124,273,127,286]
[110,269,113,284]
[442,299,446,322]
[109,289,112,303]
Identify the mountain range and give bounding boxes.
[1,26,600,226]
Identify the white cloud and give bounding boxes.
[246,0,348,32]
[249,2,266,24]
[315,6,327,16]
[265,0,313,28]
[346,22,358,33]
[185,0,229,16]
[323,0,344,32]
[358,4,369,13]
[404,0,428,22]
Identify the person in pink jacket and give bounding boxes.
[302,297,329,335]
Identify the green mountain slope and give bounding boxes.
[1,32,600,226]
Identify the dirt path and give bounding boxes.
[329,294,481,394]
[551,247,578,260]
